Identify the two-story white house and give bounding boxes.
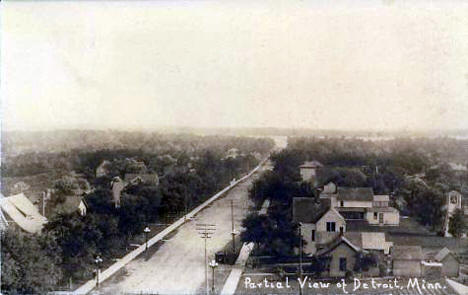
[324,186,399,226]
[293,196,395,256]
[293,198,346,255]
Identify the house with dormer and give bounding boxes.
[322,187,399,226]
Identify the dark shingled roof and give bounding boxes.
[316,235,362,256]
[292,198,331,223]
[54,196,85,215]
[336,187,374,201]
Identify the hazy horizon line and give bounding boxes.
[2,126,468,134]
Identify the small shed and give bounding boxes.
[434,247,460,277]
[392,246,423,277]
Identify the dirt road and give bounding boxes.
[99,169,265,295]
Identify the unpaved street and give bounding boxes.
[100,168,266,295]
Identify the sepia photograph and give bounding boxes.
[1,0,468,294]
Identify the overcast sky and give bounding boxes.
[2,0,468,131]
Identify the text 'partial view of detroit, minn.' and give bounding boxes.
[1,1,468,295]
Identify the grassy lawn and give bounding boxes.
[346,217,432,235]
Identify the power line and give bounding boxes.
[196,223,216,295]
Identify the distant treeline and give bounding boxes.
[4,129,468,156]
[2,132,274,177]
[243,137,468,260]
[1,134,274,294]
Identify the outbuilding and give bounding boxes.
[434,247,460,277]
[392,246,423,277]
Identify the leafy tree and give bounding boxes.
[53,176,79,196]
[318,167,367,187]
[449,209,466,238]
[86,188,115,214]
[354,252,378,272]
[241,213,271,249]
[1,229,63,293]
[305,256,331,277]
[118,195,149,242]
[241,209,301,258]
[44,213,103,281]
[271,149,303,183]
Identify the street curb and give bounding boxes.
[73,158,268,295]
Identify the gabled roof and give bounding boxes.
[361,232,390,250]
[336,187,374,202]
[98,160,111,167]
[344,232,392,252]
[316,235,363,256]
[343,232,362,248]
[321,182,337,194]
[392,246,423,261]
[0,193,47,234]
[54,196,86,215]
[292,198,331,223]
[434,247,459,262]
[299,161,323,169]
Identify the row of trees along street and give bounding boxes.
[241,137,467,275]
[1,134,274,294]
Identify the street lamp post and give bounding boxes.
[94,255,103,288]
[208,259,218,294]
[144,226,151,254]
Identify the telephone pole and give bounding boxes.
[298,226,303,295]
[230,200,237,253]
[196,223,216,295]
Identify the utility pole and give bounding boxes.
[42,192,46,216]
[299,233,303,295]
[231,200,236,253]
[184,191,188,222]
[196,223,216,295]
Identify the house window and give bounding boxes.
[311,230,315,242]
[340,201,344,207]
[374,212,378,220]
[326,222,336,232]
[339,258,347,272]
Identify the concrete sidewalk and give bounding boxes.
[446,278,468,295]
[73,159,267,295]
[220,199,270,295]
